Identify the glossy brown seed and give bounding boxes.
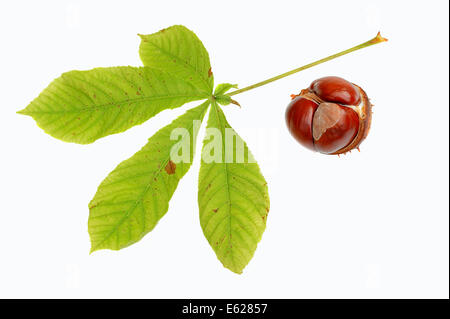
[285,76,372,155]
[285,96,319,151]
[310,76,361,106]
[312,102,360,154]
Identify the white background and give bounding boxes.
[0,0,448,298]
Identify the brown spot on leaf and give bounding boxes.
[213,208,218,213]
[136,91,141,95]
[208,67,213,77]
[165,160,176,175]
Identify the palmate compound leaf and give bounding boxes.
[18,67,209,144]
[139,25,214,94]
[88,101,210,252]
[198,101,270,274]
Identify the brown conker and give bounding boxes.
[285,76,372,155]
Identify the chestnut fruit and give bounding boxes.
[285,76,372,155]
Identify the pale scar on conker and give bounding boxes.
[165,160,176,175]
[285,76,372,155]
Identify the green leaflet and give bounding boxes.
[214,83,238,96]
[215,95,233,106]
[198,101,270,274]
[18,67,208,144]
[214,83,239,106]
[139,25,214,94]
[89,101,210,252]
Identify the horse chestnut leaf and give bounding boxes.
[285,76,372,155]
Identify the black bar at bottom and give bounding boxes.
[1,299,448,317]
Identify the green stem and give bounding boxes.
[226,32,387,97]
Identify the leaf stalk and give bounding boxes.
[226,32,388,97]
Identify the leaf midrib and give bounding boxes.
[210,102,237,271]
[22,94,207,115]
